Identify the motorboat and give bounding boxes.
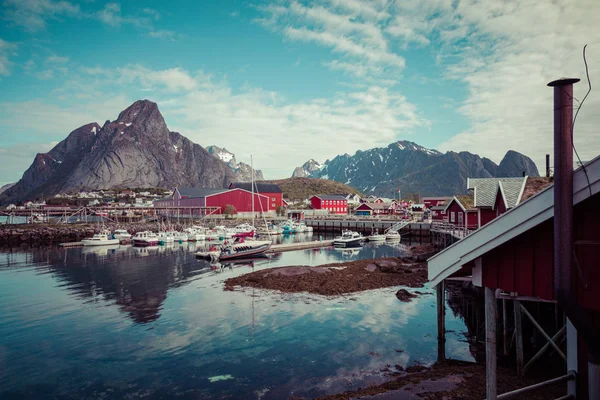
[333,230,363,247]
[257,223,282,236]
[185,228,205,242]
[132,231,159,247]
[295,222,306,233]
[196,239,272,261]
[157,231,176,245]
[232,223,255,238]
[113,229,131,240]
[367,229,386,242]
[214,226,234,239]
[305,225,313,232]
[81,230,120,246]
[174,231,189,243]
[385,230,401,241]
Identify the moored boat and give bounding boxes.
[81,230,120,246]
[385,230,401,241]
[157,231,176,245]
[333,230,363,247]
[367,229,386,242]
[113,229,131,240]
[133,231,159,247]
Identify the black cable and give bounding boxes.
[572,44,593,197]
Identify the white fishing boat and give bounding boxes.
[185,228,205,242]
[81,230,120,246]
[232,223,255,238]
[385,230,401,241]
[214,226,234,239]
[157,231,176,244]
[132,231,159,247]
[174,231,189,242]
[113,229,131,240]
[333,230,363,247]
[367,229,386,242]
[305,225,313,232]
[295,222,306,233]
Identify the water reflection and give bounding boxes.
[0,240,474,399]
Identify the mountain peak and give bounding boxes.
[115,100,167,135]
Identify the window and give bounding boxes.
[272,197,275,201]
[272,203,275,208]
[458,212,463,226]
[451,212,456,222]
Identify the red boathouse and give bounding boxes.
[310,195,348,215]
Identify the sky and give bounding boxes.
[0,0,598,184]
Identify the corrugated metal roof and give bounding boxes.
[230,182,283,193]
[178,187,228,198]
[468,177,526,208]
[358,202,391,210]
[313,195,348,200]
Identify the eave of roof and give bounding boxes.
[427,155,600,287]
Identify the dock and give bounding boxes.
[265,240,334,254]
[59,241,84,248]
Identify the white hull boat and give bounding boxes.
[132,231,159,247]
[82,230,120,246]
[113,229,131,241]
[385,230,401,241]
[333,230,363,247]
[367,229,386,242]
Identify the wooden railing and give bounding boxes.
[431,221,478,239]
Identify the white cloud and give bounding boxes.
[0,39,18,77]
[142,8,160,20]
[4,0,80,32]
[46,55,69,64]
[0,142,59,183]
[116,65,199,92]
[148,30,178,41]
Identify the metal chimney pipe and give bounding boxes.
[546,154,551,177]
[548,78,578,304]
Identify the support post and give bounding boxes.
[436,280,446,361]
[503,299,509,357]
[485,286,497,399]
[566,318,577,398]
[514,300,524,376]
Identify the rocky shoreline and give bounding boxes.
[0,219,257,246]
[224,244,438,297]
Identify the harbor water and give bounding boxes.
[0,234,473,399]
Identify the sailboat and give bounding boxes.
[196,155,272,260]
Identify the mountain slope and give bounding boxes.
[292,159,323,178]
[207,145,265,181]
[0,100,259,204]
[293,141,539,197]
[267,178,362,201]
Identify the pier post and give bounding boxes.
[514,300,524,376]
[436,280,446,361]
[485,286,497,399]
[503,299,509,357]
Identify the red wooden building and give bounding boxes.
[310,195,348,215]
[442,195,478,229]
[154,187,270,215]
[429,156,600,399]
[229,182,283,210]
[423,196,451,209]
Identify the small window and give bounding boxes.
[272,203,275,208]
[272,197,275,201]
[451,212,456,222]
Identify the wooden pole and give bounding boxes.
[514,299,524,376]
[503,299,509,357]
[485,286,497,399]
[437,280,446,361]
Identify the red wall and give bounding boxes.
[481,194,600,310]
[261,192,283,210]
[206,189,269,214]
[446,200,477,228]
[479,208,496,227]
[494,190,507,214]
[424,197,450,208]
[311,197,347,214]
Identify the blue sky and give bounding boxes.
[0,0,598,184]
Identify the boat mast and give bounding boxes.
[251,154,254,228]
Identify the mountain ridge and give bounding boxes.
[0,100,260,204]
[292,140,539,197]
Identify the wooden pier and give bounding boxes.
[304,219,430,237]
[265,240,334,254]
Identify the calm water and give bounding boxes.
[0,234,473,399]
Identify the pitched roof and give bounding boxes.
[178,187,228,198]
[428,155,600,287]
[455,194,475,210]
[358,202,391,210]
[521,177,553,202]
[468,177,526,208]
[230,182,283,193]
[312,195,347,200]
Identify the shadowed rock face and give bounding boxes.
[0,100,254,204]
[292,141,540,197]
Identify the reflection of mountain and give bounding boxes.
[29,246,207,324]
[445,282,484,363]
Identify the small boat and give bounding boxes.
[157,231,175,245]
[295,223,306,233]
[232,223,255,238]
[113,229,131,240]
[367,229,386,242]
[132,231,159,247]
[174,231,189,243]
[333,230,363,247]
[219,240,272,261]
[385,230,401,241]
[81,230,120,246]
[305,225,313,232]
[185,228,205,242]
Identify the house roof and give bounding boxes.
[456,194,475,210]
[521,177,553,202]
[358,202,391,210]
[312,195,347,201]
[468,177,526,208]
[428,155,600,287]
[230,182,283,193]
[178,187,229,198]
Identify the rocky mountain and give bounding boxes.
[0,183,15,195]
[292,159,323,178]
[207,145,264,181]
[268,177,362,202]
[0,100,260,204]
[293,141,539,197]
